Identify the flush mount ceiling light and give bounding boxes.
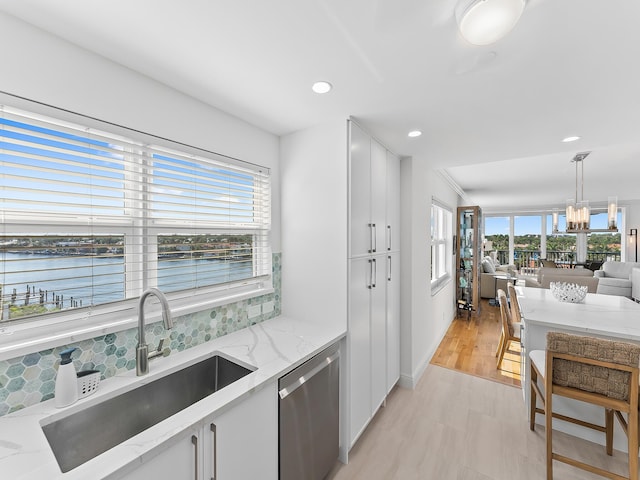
[408,130,422,138]
[457,0,526,46]
[551,151,618,234]
[311,81,332,94]
[562,136,581,143]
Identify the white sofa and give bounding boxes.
[594,261,640,297]
[632,268,640,302]
[480,256,516,299]
[524,266,599,293]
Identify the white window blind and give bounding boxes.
[0,106,271,322]
[431,200,452,293]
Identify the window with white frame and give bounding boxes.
[0,106,271,323]
[431,200,452,292]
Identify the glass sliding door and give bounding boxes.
[484,216,510,265]
[514,215,542,270]
[587,211,622,264]
[545,213,576,265]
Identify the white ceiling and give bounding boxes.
[1,0,639,211]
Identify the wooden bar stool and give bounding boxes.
[529,332,640,479]
[507,283,521,325]
[495,289,520,369]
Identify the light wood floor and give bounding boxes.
[328,365,631,479]
[430,299,522,387]
[328,299,633,479]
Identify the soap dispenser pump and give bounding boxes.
[55,347,78,408]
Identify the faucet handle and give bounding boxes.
[148,338,166,360]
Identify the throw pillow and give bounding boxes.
[482,258,495,274]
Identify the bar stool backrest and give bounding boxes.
[507,283,521,324]
[547,332,640,401]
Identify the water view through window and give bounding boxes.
[1,106,271,325]
[1,234,254,321]
[484,212,621,270]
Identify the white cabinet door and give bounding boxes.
[386,150,400,253]
[348,254,388,444]
[125,383,277,480]
[205,382,278,480]
[370,254,387,413]
[346,121,401,451]
[386,253,400,393]
[123,428,199,480]
[349,121,372,258]
[370,140,387,255]
[348,256,372,446]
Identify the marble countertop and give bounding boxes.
[518,287,640,340]
[0,316,346,480]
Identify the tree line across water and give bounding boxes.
[486,233,621,254]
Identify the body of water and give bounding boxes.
[1,253,253,311]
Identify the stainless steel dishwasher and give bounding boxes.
[279,342,340,480]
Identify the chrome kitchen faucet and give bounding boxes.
[136,288,173,376]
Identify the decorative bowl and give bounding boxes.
[549,282,588,303]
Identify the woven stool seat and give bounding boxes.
[530,332,640,479]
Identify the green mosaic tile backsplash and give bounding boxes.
[0,253,281,417]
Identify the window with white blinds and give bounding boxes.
[0,106,271,323]
[431,200,452,293]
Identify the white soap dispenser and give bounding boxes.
[55,347,78,408]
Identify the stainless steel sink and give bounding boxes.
[42,355,254,473]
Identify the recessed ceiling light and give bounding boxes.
[312,81,332,94]
[562,136,581,143]
[408,130,422,138]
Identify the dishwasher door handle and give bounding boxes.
[278,350,340,400]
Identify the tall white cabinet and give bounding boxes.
[348,121,401,448]
[280,118,401,459]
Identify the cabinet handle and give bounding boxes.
[368,223,377,253]
[368,259,373,289]
[191,435,199,480]
[387,255,392,281]
[372,258,377,288]
[210,423,217,480]
[387,225,391,251]
[373,223,377,253]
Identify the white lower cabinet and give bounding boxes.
[348,254,387,447]
[386,252,400,393]
[348,252,400,448]
[348,256,373,445]
[122,381,277,480]
[122,427,198,480]
[204,382,278,480]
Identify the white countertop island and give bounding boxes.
[0,316,346,480]
[518,287,640,451]
[519,287,640,340]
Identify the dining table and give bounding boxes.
[517,286,640,453]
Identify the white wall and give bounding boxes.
[399,157,460,388]
[0,12,281,251]
[280,121,348,330]
[2,10,466,389]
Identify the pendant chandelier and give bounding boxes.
[552,151,618,234]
